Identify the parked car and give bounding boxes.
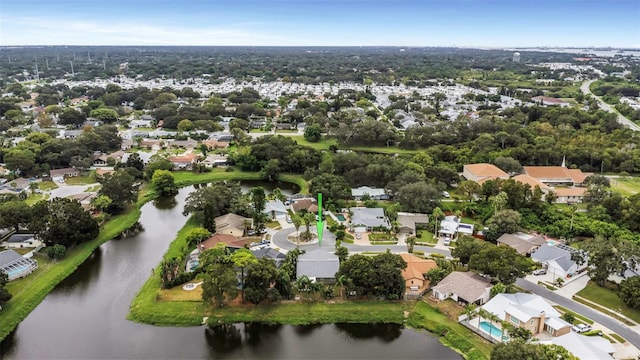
[442,191,450,198]
[443,236,451,246]
[572,324,592,333]
[533,268,547,275]
[356,233,362,240]
[286,216,292,223]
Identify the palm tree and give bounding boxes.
[489,191,508,213]
[291,212,303,244]
[431,207,444,235]
[29,182,38,194]
[303,212,316,241]
[464,303,477,325]
[310,281,323,301]
[295,275,311,299]
[335,274,347,300]
[406,236,416,254]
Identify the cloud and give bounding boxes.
[1,16,287,45]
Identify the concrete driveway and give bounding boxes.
[49,183,100,199]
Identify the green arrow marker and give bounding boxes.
[316,193,324,246]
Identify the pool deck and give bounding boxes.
[466,317,505,342]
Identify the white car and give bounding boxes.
[443,236,451,246]
[572,324,592,333]
[532,268,547,275]
[442,191,450,198]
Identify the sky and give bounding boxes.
[1,0,639,48]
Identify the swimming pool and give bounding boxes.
[479,321,502,337]
[336,214,346,221]
[547,240,557,246]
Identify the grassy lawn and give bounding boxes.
[553,305,594,325]
[265,221,281,229]
[368,233,392,241]
[407,301,493,360]
[415,230,437,244]
[610,177,640,197]
[347,146,420,155]
[38,181,58,190]
[290,135,337,150]
[65,171,97,185]
[24,193,49,206]
[575,281,640,324]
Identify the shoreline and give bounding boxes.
[0,171,307,342]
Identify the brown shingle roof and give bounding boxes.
[400,253,437,281]
[200,233,244,250]
[523,166,572,181]
[553,187,587,197]
[431,271,491,302]
[464,163,508,178]
[512,174,551,190]
[567,169,590,184]
[497,233,547,255]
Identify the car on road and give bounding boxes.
[533,268,547,275]
[572,324,592,333]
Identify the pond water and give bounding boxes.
[0,185,460,359]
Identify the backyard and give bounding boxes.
[610,176,640,197]
[65,171,97,185]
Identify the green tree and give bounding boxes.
[303,124,322,142]
[202,261,239,307]
[490,339,578,360]
[98,170,139,213]
[250,187,267,230]
[183,182,244,232]
[406,236,416,253]
[451,236,490,264]
[30,198,99,247]
[89,107,119,123]
[185,227,211,248]
[335,245,349,263]
[469,245,534,285]
[309,173,351,200]
[485,209,522,242]
[91,195,112,212]
[244,258,278,305]
[4,148,36,174]
[144,156,174,179]
[151,169,178,196]
[177,119,194,132]
[58,108,86,126]
[291,212,303,244]
[572,237,636,286]
[261,158,280,182]
[0,272,12,307]
[231,249,258,300]
[619,276,640,309]
[125,153,145,172]
[431,207,444,234]
[45,244,67,260]
[457,180,481,202]
[396,181,441,214]
[0,201,32,232]
[302,212,316,240]
[493,156,523,174]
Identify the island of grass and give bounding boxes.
[128,210,493,360]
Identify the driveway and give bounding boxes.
[516,278,640,349]
[49,183,100,199]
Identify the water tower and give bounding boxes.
[513,52,521,63]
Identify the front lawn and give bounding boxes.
[575,281,640,324]
[65,171,97,185]
[415,230,437,245]
[368,233,392,241]
[38,181,58,190]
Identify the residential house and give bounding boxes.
[252,247,286,267]
[400,253,437,298]
[296,249,340,284]
[482,293,572,338]
[349,207,391,231]
[130,119,153,128]
[531,244,584,279]
[396,212,429,235]
[292,198,318,213]
[49,167,79,182]
[274,122,293,130]
[210,132,234,142]
[83,118,103,128]
[0,165,8,177]
[462,163,509,183]
[169,153,197,169]
[351,186,389,200]
[531,96,570,107]
[541,332,614,359]
[438,215,474,239]
[120,139,134,150]
[0,178,30,195]
[201,154,228,168]
[249,116,267,129]
[431,271,492,305]
[0,249,38,281]
[263,200,288,220]
[0,234,42,249]
[496,232,548,255]
[170,139,198,149]
[67,192,98,211]
[214,213,253,238]
[120,152,153,166]
[91,151,124,167]
[60,129,83,139]
[204,139,230,150]
[200,233,247,253]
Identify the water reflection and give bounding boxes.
[153,195,178,209]
[205,324,242,353]
[335,323,402,342]
[293,323,324,337]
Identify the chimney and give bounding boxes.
[538,311,545,335]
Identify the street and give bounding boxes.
[581,80,640,131]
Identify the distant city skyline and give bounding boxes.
[2,0,639,48]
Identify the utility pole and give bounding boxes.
[56,51,60,61]
[70,61,75,77]
[103,58,106,70]
[34,56,40,82]
[88,51,91,64]
[46,58,50,70]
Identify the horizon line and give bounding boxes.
[2,45,639,50]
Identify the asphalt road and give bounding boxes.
[516,278,640,349]
[271,227,452,256]
[581,80,640,131]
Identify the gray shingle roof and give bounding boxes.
[296,249,339,279]
[350,207,390,229]
[0,250,23,267]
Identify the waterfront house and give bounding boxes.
[214,213,253,238]
[0,249,38,281]
[431,271,492,305]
